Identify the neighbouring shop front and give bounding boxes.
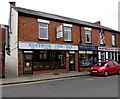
[98,46,120,63]
[78,45,98,71]
[19,41,78,75]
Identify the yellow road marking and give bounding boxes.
[0,77,77,87]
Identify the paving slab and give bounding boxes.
[1,71,89,85]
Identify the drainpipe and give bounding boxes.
[4,25,10,55]
[78,26,82,72]
[80,26,82,44]
[9,2,16,33]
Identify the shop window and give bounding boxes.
[108,52,112,61]
[101,52,105,61]
[85,28,91,43]
[64,27,72,41]
[33,51,66,70]
[112,34,116,46]
[39,23,48,40]
[79,51,96,67]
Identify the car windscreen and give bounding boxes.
[96,62,108,66]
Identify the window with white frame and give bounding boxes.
[112,34,116,46]
[85,28,91,43]
[64,23,72,41]
[38,19,49,40]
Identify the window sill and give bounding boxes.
[38,38,50,41]
[85,42,92,44]
[112,45,117,47]
[64,41,73,43]
[100,44,105,46]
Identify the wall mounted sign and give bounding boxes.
[78,45,98,51]
[98,47,120,52]
[56,25,63,38]
[19,41,78,50]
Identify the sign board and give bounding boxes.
[56,25,63,38]
[98,47,120,52]
[19,42,78,50]
[79,45,98,51]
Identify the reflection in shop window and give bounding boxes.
[33,51,66,70]
[79,51,96,67]
[108,52,112,61]
[101,52,105,61]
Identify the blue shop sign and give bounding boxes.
[79,45,98,51]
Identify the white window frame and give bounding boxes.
[63,23,72,41]
[85,27,91,43]
[112,34,116,46]
[38,19,49,40]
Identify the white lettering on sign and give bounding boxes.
[98,47,120,52]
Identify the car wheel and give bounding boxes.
[104,71,108,77]
[117,69,120,75]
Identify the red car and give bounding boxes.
[90,61,120,76]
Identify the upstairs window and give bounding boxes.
[112,34,116,46]
[85,27,91,43]
[38,19,49,40]
[64,23,72,41]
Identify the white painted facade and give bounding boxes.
[98,46,120,62]
[5,8,18,77]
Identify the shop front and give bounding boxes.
[78,45,98,71]
[19,41,78,75]
[98,46,120,63]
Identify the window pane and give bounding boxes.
[40,27,48,38]
[85,30,91,43]
[68,31,71,40]
[40,23,47,27]
[86,34,90,42]
[64,27,71,31]
[64,27,71,41]
[39,23,48,39]
[112,35,116,46]
[64,31,68,40]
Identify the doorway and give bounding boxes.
[69,54,75,71]
[23,54,33,74]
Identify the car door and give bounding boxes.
[113,62,119,73]
[107,62,115,74]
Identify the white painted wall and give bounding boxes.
[5,8,18,77]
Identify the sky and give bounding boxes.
[0,0,119,31]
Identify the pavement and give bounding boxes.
[0,71,89,85]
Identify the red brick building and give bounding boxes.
[6,2,120,76]
[0,24,7,78]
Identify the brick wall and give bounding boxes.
[18,16,80,45]
[0,25,6,78]
[116,33,120,47]
[33,69,67,75]
[104,31,112,47]
[75,51,79,71]
[18,15,119,47]
[18,50,23,76]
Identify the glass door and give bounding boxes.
[23,54,33,74]
[69,54,75,71]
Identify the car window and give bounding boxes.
[113,62,117,65]
[96,62,108,66]
[108,62,114,67]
